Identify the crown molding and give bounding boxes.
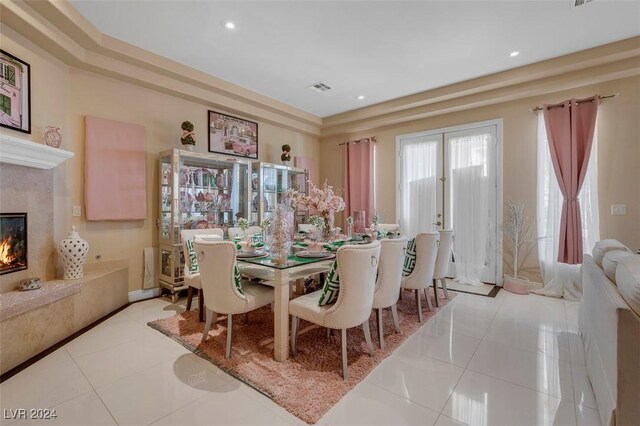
[321,37,640,137]
[1,0,322,136]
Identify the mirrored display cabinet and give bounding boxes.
[159,149,251,300]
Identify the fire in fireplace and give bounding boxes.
[0,213,27,275]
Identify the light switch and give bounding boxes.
[73,206,81,217]
[611,204,627,215]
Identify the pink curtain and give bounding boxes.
[343,137,375,227]
[543,97,598,264]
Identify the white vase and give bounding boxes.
[183,144,195,152]
[58,226,89,279]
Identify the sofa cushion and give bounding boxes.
[592,239,631,267]
[616,255,640,316]
[602,251,636,283]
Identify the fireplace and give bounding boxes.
[0,213,27,275]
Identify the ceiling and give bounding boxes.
[70,0,640,118]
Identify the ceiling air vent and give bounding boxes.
[574,0,595,7]
[308,82,332,93]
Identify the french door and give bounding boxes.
[396,120,502,285]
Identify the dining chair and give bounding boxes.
[181,228,224,322]
[376,223,400,233]
[227,227,243,239]
[433,229,454,307]
[289,241,381,380]
[196,240,274,358]
[372,236,408,349]
[401,232,439,323]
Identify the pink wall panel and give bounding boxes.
[85,116,147,221]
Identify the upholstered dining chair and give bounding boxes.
[289,241,381,380]
[372,236,408,349]
[196,240,274,358]
[181,228,224,322]
[432,229,454,307]
[401,232,439,323]
[228,225,263,240]
[376,223,400,233]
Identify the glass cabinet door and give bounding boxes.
[252,162,308,227]
[178,156,249,233]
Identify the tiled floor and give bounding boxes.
[0,291,600,426]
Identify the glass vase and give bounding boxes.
[353,210,366,234]
[321,210,334,242]
[269,204,294,263]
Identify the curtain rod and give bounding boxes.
[530,93,619,112]
[337,138,376,146]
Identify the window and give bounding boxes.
[0,94,11,115]
[0,63,16,86]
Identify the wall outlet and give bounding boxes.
[72,206,81,217]
[611,204,627,215]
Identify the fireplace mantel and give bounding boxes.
[0,132,74,169]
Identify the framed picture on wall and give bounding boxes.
[0,50,31,134]
[208,110,258,159]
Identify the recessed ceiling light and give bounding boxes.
[222,21,236,30]
[357,95,365,100]
[509,51,520,57]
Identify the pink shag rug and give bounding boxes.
[148,288,455,424]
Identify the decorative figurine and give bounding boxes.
[180,121,196,151]
[281,144,291,164]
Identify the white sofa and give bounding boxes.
[580,240,640,426]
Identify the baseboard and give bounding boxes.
[128,287,161,302]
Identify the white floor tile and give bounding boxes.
[366,354,464,412]
[95,354,231,425]
[467,340,574,402]
[12,391,115,426]
[319,381,440,426]
[420,304,493,339]
[396,327,481,368]
[64,315,156,358]
[567,332,587,366]
[482,318,572,361]
[152,381,290,426]
[434,414,470,426]
[0,358,91,415]
[575,404,602,426]
[74,333,191,388]
[571,364,598,409]
[124,298,186,325]
[442,370,577,426]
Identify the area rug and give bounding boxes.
[148,288,456,424]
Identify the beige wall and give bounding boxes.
[320,76,640,282]
[1,28,320,292]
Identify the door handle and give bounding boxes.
[433,221,442,226]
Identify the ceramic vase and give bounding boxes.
[58,226,89,279]
[183,144,195,152]
[44,126,62,148]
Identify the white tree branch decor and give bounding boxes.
[502,200,538,278]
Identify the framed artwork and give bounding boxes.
[0,50,31,134]
[208,110,258,159]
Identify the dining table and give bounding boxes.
[237,252,335,361]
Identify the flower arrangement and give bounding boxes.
[180,121,195,146]
[286,180,346,216]
[237,217,249,231]
[308,215,325,229]
[287,180,345,241]
[260,217,271,231]
[281,144,291,163]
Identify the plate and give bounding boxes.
[237,251,268,259]
[296,251,334,258]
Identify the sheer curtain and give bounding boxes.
[400,138,438,238]
[535,113,599,300]
[449,133,491,286]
